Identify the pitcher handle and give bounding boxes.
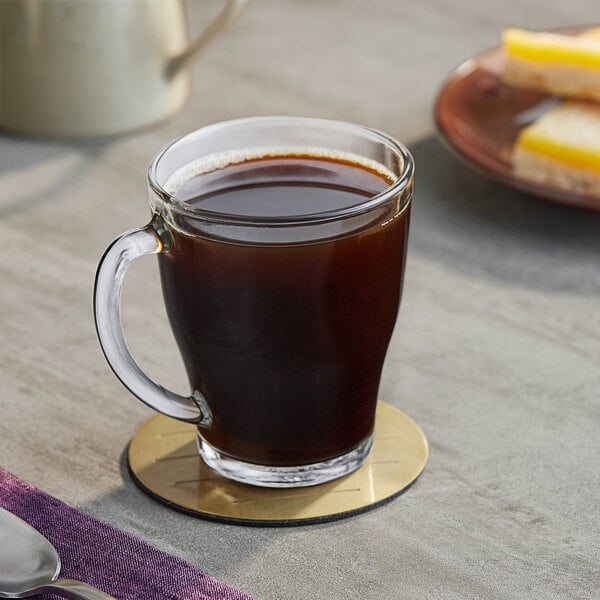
[93,215,212,426]
[168,0,250,76]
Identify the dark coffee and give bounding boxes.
[158,154,409,466]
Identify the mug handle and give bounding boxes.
[168,0,250,76]
[93,215,212,426]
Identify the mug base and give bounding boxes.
[196,434,374,488]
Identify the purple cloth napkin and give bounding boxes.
[0,468,254,600]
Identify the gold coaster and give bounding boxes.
[127,401,428,526]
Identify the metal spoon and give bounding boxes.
[0,507,116,599]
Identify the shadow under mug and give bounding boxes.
[94,116,413,487]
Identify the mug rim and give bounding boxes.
[148,116,414,226]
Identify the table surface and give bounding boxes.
[1,2,599,599]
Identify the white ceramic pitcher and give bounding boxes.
[0,0,249,137]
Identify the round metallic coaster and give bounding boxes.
[127,401,428,526]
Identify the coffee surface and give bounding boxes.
[173,155,392,217]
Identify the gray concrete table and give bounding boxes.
[1,1,598,598]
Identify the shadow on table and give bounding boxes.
[408,135,600,296]
[0,133,110,218]
[77,446,294,589]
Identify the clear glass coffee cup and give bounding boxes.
[94,116,413,488]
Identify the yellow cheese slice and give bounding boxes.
[515,101,600,173]
[503,28,600,69]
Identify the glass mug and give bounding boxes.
[94,117,413,487]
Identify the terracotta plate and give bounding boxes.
[434,26,600,211]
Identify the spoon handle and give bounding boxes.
[41,579,117,600]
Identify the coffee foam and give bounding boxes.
[163,146,398,197]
